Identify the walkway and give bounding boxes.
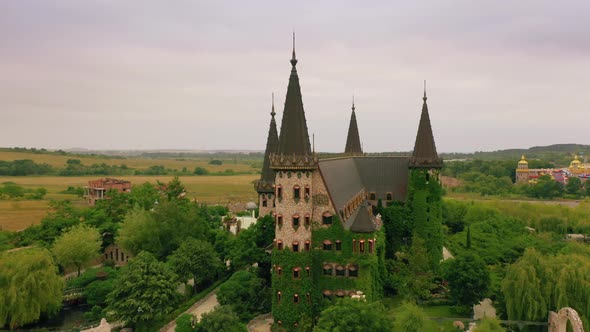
[160,289,220,332]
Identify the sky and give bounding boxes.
[0,1,589,153]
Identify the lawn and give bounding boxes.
[0,175,258,231]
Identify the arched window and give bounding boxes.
[277,214,283,226]
[369,192,376,200]
[323,240,333,251]
[323,264,333,276]
[304,185,311,199]
[304,213,311,227]
[277,185,283,199]
[386,192,392,201]
[292,241,299,252]
[293,185,301,200]
[322,212,333,225]
[352,239,357,253]
[369,239,374,254]
[276,266,282,276]
[359,239,365,253]
[323,290,332,299]
[336,290,345,298]
[305,266,311,276]
[262,196,268,207]
[277,291,282,303]
[348,265,358,277]
[293,294,300,304]
[306,292,311,303]
[292,214,300,227]
[277,240,283,250]
[304,240,311,251]
[335,265,345,277]
[293,267,301,279]
[335,240,342,251]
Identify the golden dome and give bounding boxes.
[571,154,581,164]
[518,155,528,164]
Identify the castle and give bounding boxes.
[255,40,442,329]
[516,155,590,184]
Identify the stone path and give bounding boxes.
[442,246,454,260]
[247,313,273,332]
[160,290,219,332]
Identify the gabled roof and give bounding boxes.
[256,96,279,193]
[344,99,363,155]
[276,39,312,157]
[410,88,442,168]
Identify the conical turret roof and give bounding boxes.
[256,95,279,193]
[344,98,363,155]
[410,86,442,168]
[276,36,312,157]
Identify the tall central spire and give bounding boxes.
[276,33,311,157]
[344,96,363,155]
[256,93,279,193]
[410,81,442,168]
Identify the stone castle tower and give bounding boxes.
[261,38,443,330]
[516,155,529,184]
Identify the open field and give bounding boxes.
[0,150,260,173]
[0,175,258,231]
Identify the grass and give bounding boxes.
[0,150,259,173]
[0,175,258,231]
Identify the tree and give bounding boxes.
[106,251,180,327]
[473,317,506,332]
[129,182,160,210]
[175,313,195,332]
[314,298,394,332]
[443,252,490,307]
[217,270,270,321]
[196,305,247,332]
[168,239,222,292]
[466,225,472,249]
[566,177,583,196]
[393,302,430,332]
[0,248,64,329]
[52,224,101,276]
[388,238,436,301]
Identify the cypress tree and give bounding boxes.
[466,225,472,249]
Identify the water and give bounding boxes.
[2,305,91,332]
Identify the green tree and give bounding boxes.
[217,270,270,321]
[175,313,195,332]
[443,252,490,307]
[106,251,180,327]
[473,317,506,332]
[466,225,472,249]
[52,224,101,276]
[0,248,64,329]
[196,305,247,332]
[163,176,186,201]
[168,239,222,292]
[129,182,160,210]
[389,238,436,301]
[314,298,394,332]
[393,302,430,332]
[566,177,583,196]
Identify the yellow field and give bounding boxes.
[0,150,259,173]
[0,175,258,231]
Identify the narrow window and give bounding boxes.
[322,212,333,225]
[293,185,301,200]
[335,240,342,251]
[292,215,300,227]
[104,253,108,259]
[115,248,119,261]
[305,266,310,276]
[349,265,358,277]
[352,239,357,253]
[359,240,365,253]
[293,267,300,279]
[304,214,311,227]
[277,214,283,226]
[293,294,300,304]
[262,198,267,207]
[306,293,311,304]
[369,192,376,200]
[277,266,282,276]
[386,192,392,201]
[292,241,299,252]
[277,291,282,303]
[336,265,345,277]
[277,185,283,199]
[110,252,113,260]
[323,240,332,251]
[121,252,125,261]
[277,240,283,250]
[304,240,311,251]
[369,239,374,254]
[304,186,311,199]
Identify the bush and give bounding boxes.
[194,167,209,175]
[209,160,223,165]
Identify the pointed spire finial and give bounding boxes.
[352,95,355,111]
[290,31,298,66]
[312,133,315,155]
[271,92,276,117]
[423,80,427,102]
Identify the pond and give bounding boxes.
[2,305,93,332]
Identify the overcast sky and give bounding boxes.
[0,1,588,153]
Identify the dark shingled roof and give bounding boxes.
[344,102,362,155]
[277,46,311,157]
[256,98,279,193]
[318,156,410,231]
[410,91,442,168]
[348,202,377,233]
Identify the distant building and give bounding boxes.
[103,244,131,266]
[515,155,590,184]
[85,178,131,205]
